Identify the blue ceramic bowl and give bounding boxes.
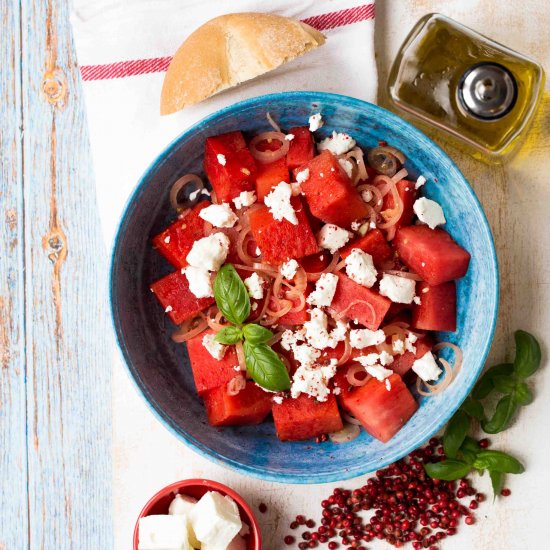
[110,92,498,484]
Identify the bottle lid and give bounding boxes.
[458,63,517,120]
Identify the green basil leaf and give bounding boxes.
[458,436,481,465]
[514,382,534,406]
[473,363,514,400]
[473,450,525,474]
[482,395,518,434]
[242,324,274,345]
[490,470,503,498]
[213,264,250,325]
[214,326,243,345]
[243,341,291,392]
[460,396,485,421]
[443,410,470,459]
[424,460,472,481]
[513,330,541,379]
[492,374,517,394]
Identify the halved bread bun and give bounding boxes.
[160,12,326,115]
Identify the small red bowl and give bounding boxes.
[133,479,262,549]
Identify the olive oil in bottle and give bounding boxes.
[387,13,545,163]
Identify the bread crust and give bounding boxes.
[160,13,326,115]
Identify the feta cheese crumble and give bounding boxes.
[216,154,226,166]
[356,350,394,367]
[385,378,392,391]
[349,328,386,349]
[232,190,257,210]
[202,333,226,360]
[366,364,394,382]
[413,296,422,305]
[338,158,353,178]
[415,175,426,189]
[264,182,298,225]
[295,168,310,184]
[412,351,442,382]
[285,133,295,141]
[317,131,357,155]
[304,308,347,350]
[281,328,305,351]
[405,332,418,353]
[184,266,213,298]
[308,113,323,132]
[164,305,173,313]
[345,249,377,288]
[291,362,337,402]
[393,339,405,354]
[164,235,171,244]
[307,272,338,307]
[280,259,299,280]
[291,342,321,369]
[379,273,416,304]
[361,189,373,203]
[413,197,446,229]
[198,203,238,228]
[186,232,230,271]
[273,395,284,404]
[317,224,351,253]
[244,272,265,299]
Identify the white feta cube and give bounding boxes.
[264,182,298,225]
[366,364,394,382]
[379,273,416,304]
[244,272,265,300]
[280,259,299,280]
[232,191,257,210]
[317,131,357,155]
[412,352,442,382]
[186,233,230,271]
[184,266,213,299]
[349,328,386,349]
[308,113,323,132]
[202,333,227,360]
[199,203,238,228]
[168,494,197,516]
[317,224,351,253]
[307,272,338,307]
[345,249,377,288]
[138,514,190,550]
[290,362,337,402]
[413,197,446,229]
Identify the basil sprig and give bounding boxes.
[212,264,290,392]
[425,330,540,496]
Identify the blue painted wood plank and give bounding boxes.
[19,0,113,547]
[0,0,29,548]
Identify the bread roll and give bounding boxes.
[160,12,326,115]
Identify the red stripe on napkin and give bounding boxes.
[80,3,375,82]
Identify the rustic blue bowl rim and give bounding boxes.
[110,91,499,484]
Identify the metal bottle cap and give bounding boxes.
[458,63,517,120]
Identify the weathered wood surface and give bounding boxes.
[1,0,549,549]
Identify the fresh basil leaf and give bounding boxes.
[424,459,472,481]
[473,450,525,474]
[514,382,534,406]
[458,436,481,465]
[460,396,486,421]
[482,395,518,434]
[490,470,503,498]
[213,264,250,325]
[473,363,514,400]
[243,341,291,392]
[242,324,274,345]
[443,410,470,459]
[513,330,541,379]
[492,374,517,394]
[214,326,243,345]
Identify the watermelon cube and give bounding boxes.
[152,200,210,269]
[150,271,214,325]
[248,197,319,264]
[391,336,434,377]
[204,131,256,203]
[338,374,418,442]
[394,226,471,285]
[272,394,343,441]
[203,381,272,426]
[382,180,417,229]
[412,281,457,332]
[286,126,315,170]
[299,151,369,227]
[339,228,394,268]
[255,157,289,200]
[186,329,239,395]
[330,273,391,329]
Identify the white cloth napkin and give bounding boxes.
[70,0,377,245]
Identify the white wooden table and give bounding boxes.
[1,1,549,549]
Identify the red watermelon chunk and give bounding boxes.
[339,228,394,268]
[248,197,319,264]
[382,179,417,229]
[152,201,210,269]
[255,157,289,200]
[203,381,272,426]
[150,271,214,325]
[286,126,315,170]
[330,273,391,329]
[412,281,457,332]
[204,131,256,203]
[395,226,471,285]
[338,374,418,442]
[272,394,343,441]
[391,336,434,377]
[299,151,369,227]
[186,329,239,395]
